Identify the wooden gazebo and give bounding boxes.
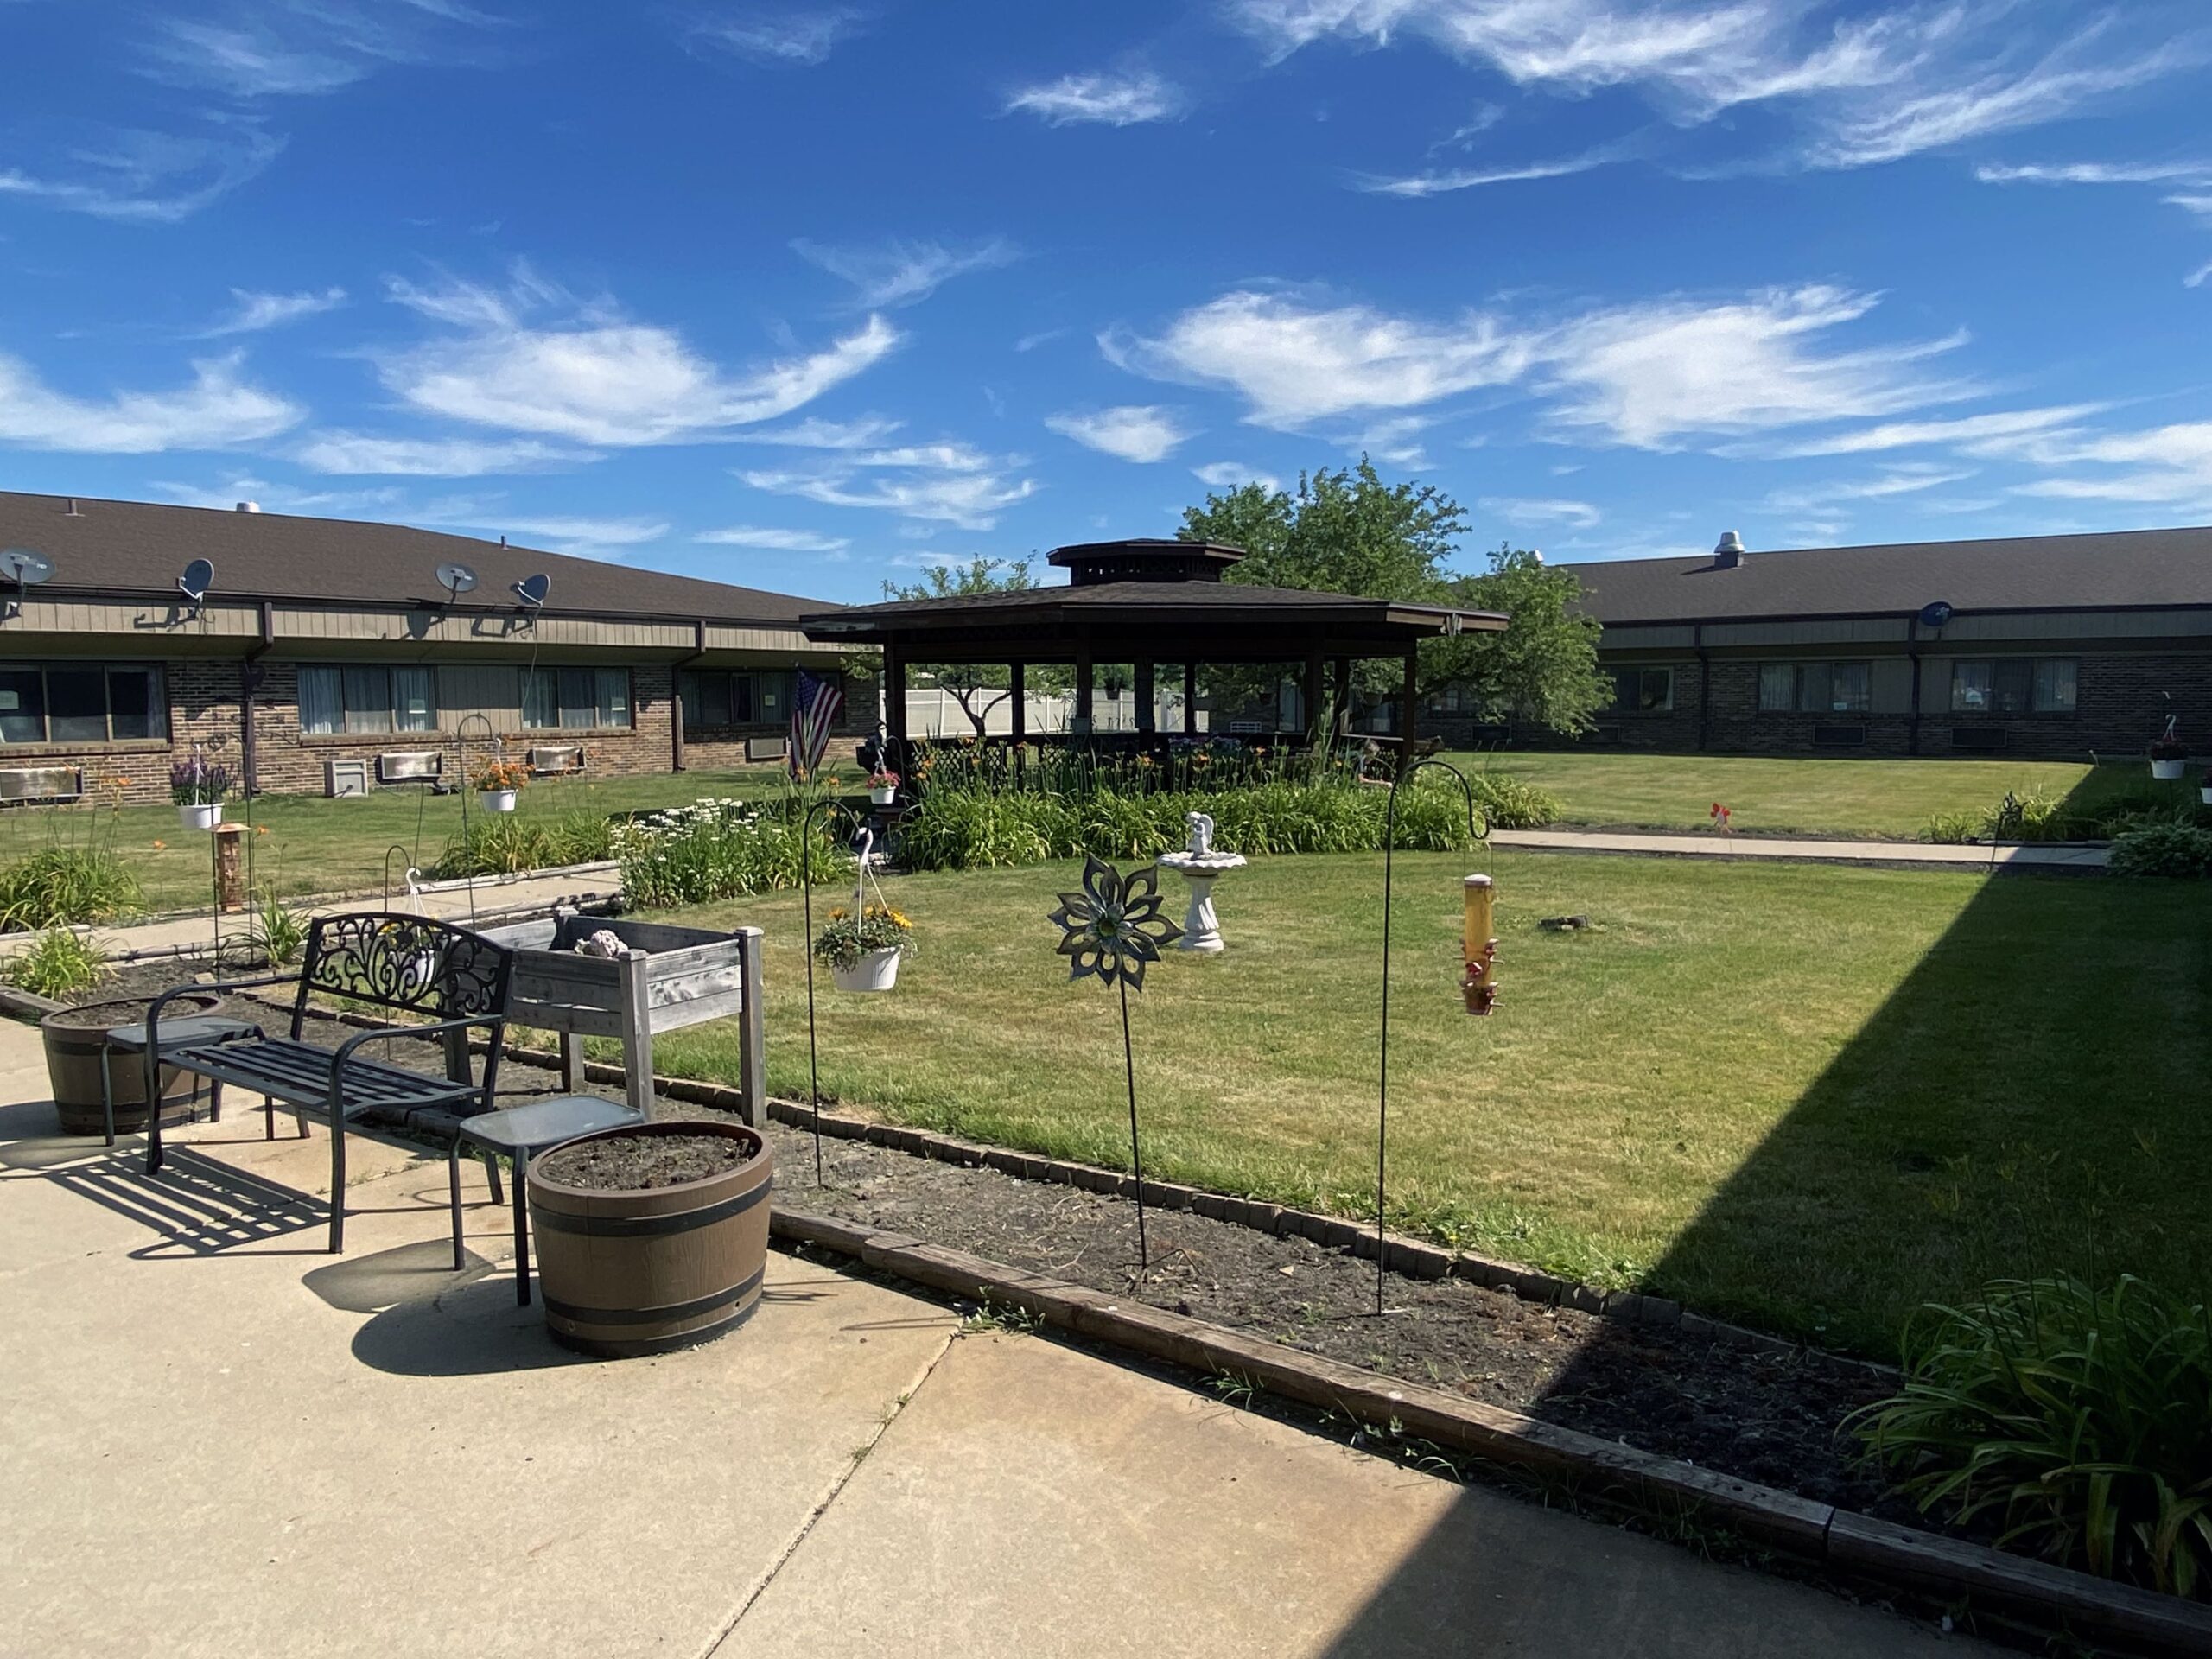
[797,538,1505,751]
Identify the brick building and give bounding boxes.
[1534,526,2212,760]
[0,491,864,804]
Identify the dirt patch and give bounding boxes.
[42,990,221,1030]
[537,1131,751,1191]
[66,962,283,1030]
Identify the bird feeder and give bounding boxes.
[1461,874,1497,1015]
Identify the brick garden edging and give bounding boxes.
[774,1208,2212,1658]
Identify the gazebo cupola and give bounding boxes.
[1047,539,1245,587]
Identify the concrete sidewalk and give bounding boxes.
[0,1020,1974,1658]
[1492,827,2108,868]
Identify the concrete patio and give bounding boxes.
[0,1017,1978,1658]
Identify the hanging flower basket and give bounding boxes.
[480,788,518,813]
[830,945,902,993]
[177,802,222,831]
[170,754,233,830]
[867,767,899,806]
[814,902,913,994]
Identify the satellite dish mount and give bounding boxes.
[436,562,480,607]
[0,548,55,622]
[512,572,551,626]
[176,557,214,619]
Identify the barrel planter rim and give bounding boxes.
[526,1118,772,1361]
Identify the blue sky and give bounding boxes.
[2,0,2209,603]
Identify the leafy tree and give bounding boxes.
[882,557,1068,735]
[1432,544,1611,736]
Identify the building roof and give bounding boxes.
[0,491,833,626]
[1565,525,2212,625]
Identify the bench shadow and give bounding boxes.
[0,1140,334,1256]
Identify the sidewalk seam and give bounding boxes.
[696,1325,959,1659]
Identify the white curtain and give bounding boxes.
[298,665,342,734]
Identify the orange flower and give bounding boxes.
[152,839,167,849]
[255,824,269,835]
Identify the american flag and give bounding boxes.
[790,670,843,778]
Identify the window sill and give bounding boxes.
[0,738,174,754]
[292,727,636,746]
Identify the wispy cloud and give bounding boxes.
[198,285,347,337]
[1977,159,2212,186]
[1746,404,2106,458]
[468,513,671,556]
[683,8,869,66]
[1481,495,1601,529]
[735,415,906,448]
[1352,149,1614,197]
[141,1,506,99]
[1045,404,1191,462]
[1006,69,1184,126]
[2003,420,2212,508]
[791,236,1019,308]
[1761,463,1976,512]
[696,524,851,551]
[0,350,302,452]
[375,268,900,445]
[1192,461,1283,493]
[738,432,1037,530]
[0,124,283,223]
[292,431,589,475]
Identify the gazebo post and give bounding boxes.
[1182,662,1198,734]
[1135,659,1155,735]
[1331,657,1351,738]
[1009,660,1026,782]
[1398,648,1420,769]
[1303,650,1325,743]
[1075,646,1095,734]
[884,643,908,746]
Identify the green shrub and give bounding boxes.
[1851,1275,2212,1599]
[1465,771,1560,831]
[434,810,615,879]
[0,848,143,932]
[1922,810,1983,845]
[2109,823,2212,878]
[613,798,848,908]
[6,928,109,998]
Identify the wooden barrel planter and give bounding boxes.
[525,1120,773,1358]
[41,993,221,1136]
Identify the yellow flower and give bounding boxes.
[885,908,912,929]
[828,906,849,921]
[151,839,166,849]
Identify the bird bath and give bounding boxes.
[1156,811,1246,953]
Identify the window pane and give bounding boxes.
[0,668,44,742]
[1992,659,2033,715]
[556,668,594,729]
[1758,664,1796,713]
[48,668,108,742]
[595,668,629,728]
[1950,661,1992,712]
[1830,663,1871,714]
[730,673,752,723]
[758,672,785,721]
[340,666,391,733]
[521,669,556,730]
[1796,663,1833,715]
[109,669,159,741]
[298,665,342,734]
[679,671,703,729]
[2033,659,2078,713]
[1638,670,1673,711]
[392,666,435,733]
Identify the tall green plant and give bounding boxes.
[0,847,143,932]
[6,928,110,997]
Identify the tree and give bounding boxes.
[1431,544,1611,735]
[1178,458,1465,715]
[882,556,1068,736]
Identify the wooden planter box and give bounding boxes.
[481,914,764,1120]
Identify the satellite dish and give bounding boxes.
[512,573,551,609]
[177,558,214,605]
[436,562,480,602]
[1918,601,1955,629]
[0,549,54,586]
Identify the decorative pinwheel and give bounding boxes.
[1048,855,1182,1274]
[1048,856,1183,988]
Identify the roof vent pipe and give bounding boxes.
[62,498,82,517]
[1713,530,1746,569]
[236,500,260,513]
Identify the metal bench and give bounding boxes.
[143,912,516,1253]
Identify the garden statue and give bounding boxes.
[1156,810,1246,953]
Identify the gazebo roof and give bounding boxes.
[798,538,1504,664]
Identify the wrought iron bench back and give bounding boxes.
[291,912,514,1036]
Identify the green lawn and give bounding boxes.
[1451,751,2100,839]
[623,850,2211,1357]
[0,766,794,915]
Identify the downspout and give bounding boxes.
[1694,623,1711,753]
[671,619,707,772]
[241,599,275,796]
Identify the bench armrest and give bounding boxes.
[327,1014,509,1110]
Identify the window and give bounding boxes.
[0,664,164,746]
[680,669,785,728]
[1609,667,1674,713]
[1950,658,2076,715]
[298,665,438,735]
[1758,661,1872,715]
[523,667,631,730]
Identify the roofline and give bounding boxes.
[795,600,1506,637]
[1587,599,2212,630]
[1555,521,2212,574]
[3,579,830,632]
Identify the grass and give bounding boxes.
[626,849,2212,1358]
[1448,751,2102,840]
[0,765,798,915]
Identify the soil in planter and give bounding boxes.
[537,1132,749,1191]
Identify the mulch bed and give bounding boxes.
[72,958,1905,1526]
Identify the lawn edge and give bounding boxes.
[774,1206,2212,1657]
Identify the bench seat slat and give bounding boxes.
[167,1038,474,1111]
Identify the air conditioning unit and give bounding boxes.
[325,758,372,798]
[376,751,442,784]
[0,766,82,803]
[1812,724,1868,747]
[745,735,787,762]
[528,744,584,775]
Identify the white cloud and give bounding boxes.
[791,237,1018,308]
[1761,464,1976,512]
[142,2,504,98]
[1349,414,1430,465]
[1481,495,1601,529]
[0,351,302,452]
[1747,403,2105,457]
[1045,405,1191,463]
[684,8,868,65]
[199,285,346,337]
[2188,257,2212,289]
[292,431,588,475]
[1192,461,1283,493]
[737,415,906,448]
[458,514,671,556]
[1109,289,1534,427]
[2005,422,2212,508]
[376,271,901,445]
[0,125,283,222]
[1006,70,1184,126]
[741,466,1037,530]
[696,525,851,551]
[1354,150,1612,197]
[2170,194,2212,223]
[1977,159,2212,186]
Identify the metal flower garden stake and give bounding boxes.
[1376,758,1493,1316]
[1049,855,1182,1274]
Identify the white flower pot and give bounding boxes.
[869,786,896,805]
[830,946,901,993]
[480,788,518,813]
[178,802,221,831]
[2152,758,2186,780]
[2199,785,2212,805]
